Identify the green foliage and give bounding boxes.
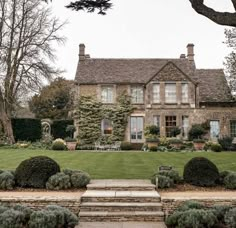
[144,125,159,138]
[29,78,73,119]
[70,171,91,188]
[66,125,76,138]
[46,172,71,190]
[120,141,132,150]
[183,157,220,187]
[151,175,174,188]
[218,136,233,151]
[0,171,15,190]
[158,170,181,184]
[11,118,41,142]
[188,124,206,140]
[0,209,25,228]
[51,119,74,139]
[170,127,181,137]
[75,94,133,144]
[176,201,205,212]
[13,204,33,224]
[210,143,222,152]
[15,156,60,188]
[169,138,183,144]
[224,172,236,189]
[52,138,66,151]
[149,146,157,151]
[29,210,57,228]
[225,208,236,228]
[211,205,232,222]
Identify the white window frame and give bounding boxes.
[153,84,160,103]
[131,86,144,104]
[101,119,113,135]
[182,83,189,103]
[165,83,176,103]
[101,86,113,103]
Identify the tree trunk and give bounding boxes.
[0,103,15,144]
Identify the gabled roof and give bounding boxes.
[75,58,195,84]
[196,69,234,103]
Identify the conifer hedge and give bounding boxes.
[51,119,74,139]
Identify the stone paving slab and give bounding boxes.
[89,179,154,186]
[77,222,166,228]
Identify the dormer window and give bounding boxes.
[165,83,176,103]
[153,84,160,103]
[131,86,144,104]
[182,83,189,103]
[101,86,113,103]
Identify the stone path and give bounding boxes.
[78,180,166,227]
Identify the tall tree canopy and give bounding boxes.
[29,78,74,119]
[0,0,65,143]
[65,0,236,27]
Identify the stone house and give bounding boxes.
[74,43,236,143]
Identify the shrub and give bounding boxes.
[224,172,236,189]
[70,171,90,188]
[158,170,181,184]
[0,209,25,228]
[183,157,220,187]
[11,118,41,142]
[149,146,157,151]
[46,205,78,227]
[144,125,159,137]
[212,205,232,222]
[169,127,181,137]
[0,206,8,214]
[165,211,183,227]
[152,175,174,188]
[188,124,205,140]
[52,138,66,151]
[120,142,132,150]
[29,210,57,228]
[51,120,74,139]
[13,204,33,224]
[168,138,183,144]
[46,172,71,190]
[15,156,60,188]
[177,209,217,228]
[218,136,233,151]
[176,201,205,212]
[0,171,15,190]
[219,170,233,185]
[211,143,222,152]
[225,208,236,228]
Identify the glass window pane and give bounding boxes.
[210,120,220,139]
[153,115,160,128]
[165,84,176,103]
[165,116,177,137]
[230,121,236,138]
[153,84,160,103]
[130,117,143,141]
[182,83,188,103]
[182,116,189,139]
[102,119,113,135]
[101,87,113,103]
[131,86,144,104]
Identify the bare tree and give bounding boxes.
[0,0,65,144]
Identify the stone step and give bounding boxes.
[79,211,165,222]
[80,202,163,212]
[87,179,156,191]
[81,191,161,203]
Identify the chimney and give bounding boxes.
[180,54,186,59]
[79,43,85,62]
[187,43,194,61]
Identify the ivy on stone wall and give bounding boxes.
[75,93,133,144]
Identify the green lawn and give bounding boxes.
[0,149,236,179]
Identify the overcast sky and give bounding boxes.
[51,0,234,80]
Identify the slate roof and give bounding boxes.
[75,57,234,103]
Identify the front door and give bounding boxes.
[130,117,144,142]
[210,120,220,140]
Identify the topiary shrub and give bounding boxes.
[0,171,15,190]
[183,157,220,187]
[70,171,90,188]
[188,124,206,140]
[52,138,66,151]
[29,210,57,228]
[46,205,79,228]
[225,208,236,228]
[0,209,25,228]
[46,172,71,190]
[224,172,236,189]
[15,156,60,188]
[120,142,132,150]
[211,143,222,152]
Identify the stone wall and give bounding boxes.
[162,197,236,217]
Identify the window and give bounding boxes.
[182,116,189,139]
[165,83,176,103]
[210,120,220,139]
[101,86,113,103]
[182,83,189,103]
[153,84,160,103]
[131,86,144,104]
[153,115,160,128]
[101,119,113,135]
[230,120,236,138]
[130,117,144,141]
[165,116,176,137]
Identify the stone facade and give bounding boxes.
[74,43,236,143]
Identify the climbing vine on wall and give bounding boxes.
[75,93,133,144]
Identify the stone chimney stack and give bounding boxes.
[187,43,194,61]
[79,43,85,62]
